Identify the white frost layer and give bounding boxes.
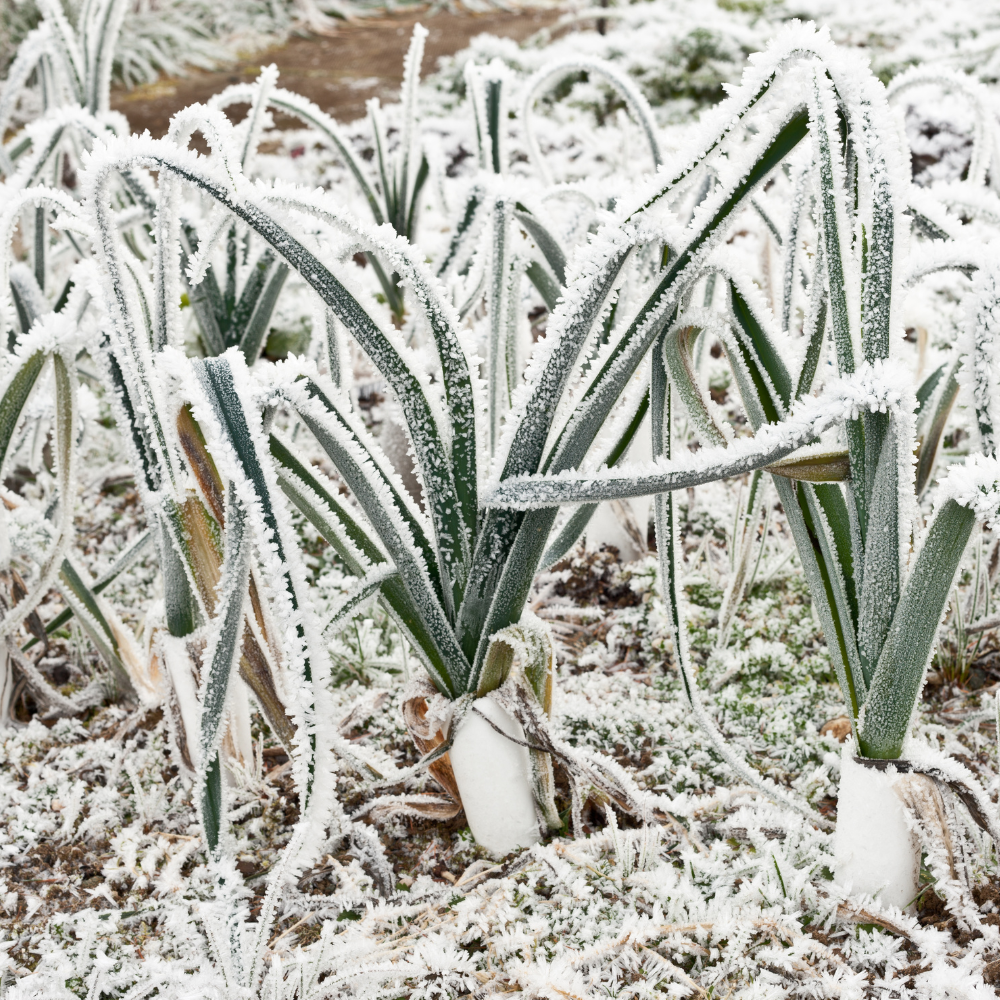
[834,745,919,911]
[938,452,1000,527]
[449,698,540,858]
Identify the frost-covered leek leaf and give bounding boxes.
[22,529,152,652]
[56,557,138,700]
[198,484,250,852]
[269,433,458,695]
[281,374,470,696]
[0,350,47,470]
[859,499,974,758]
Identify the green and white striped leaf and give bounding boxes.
[437,185,485,279]
[237,260,289,364]
[0,350,47,473]
[262,180,479,562]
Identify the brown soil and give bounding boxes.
[551,546,643,610]
[109,8,562,137]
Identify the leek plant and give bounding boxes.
[481,23,1000,885]
[483,24,1000,769]
[0,42,663,874]
[0,0,129,154]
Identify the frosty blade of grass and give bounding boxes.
[397,24,427,229]
[239,64,279,171]
[213,84,385,225]
[662,318,729,449]
[484,373,898,508]
[269,432,383,576]
[262,181,479,551]
[281,376,470,695]
[488,194,514,455]
[514,204,568,288]
[271,423,458,694]
[542,107,810,481]
[226,249,276,348]
[795,246,828,399]
[0,350,47,474]
[915,360,960,497]
[322,566,398,636]
[525,261,561,313]
[56,558,138,700]
[0,353,75,639]
[238,261,289,364]
[437,185,484,279]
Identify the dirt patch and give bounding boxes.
[551,546,643,610]
[110,8,561,137]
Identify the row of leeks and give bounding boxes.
[3,6,1000,955]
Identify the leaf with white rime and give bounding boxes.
[263,181,478,556]
[198,483,251,852]
[23,529,152,652]
[0,187,82,339]
[522,56,663,185]
[887,66,1000,189]
[276,369,471,696]
[537,105,810,485]
[856,423,901,688]
[57,556,140,702]
[859,498,973,758]
[0,352,76,640]
[396,23,428,234]
[485,367,912,508]
[541,388,650,569]
[322,565,398,636]
[651,328,827,824]
[962,260,1000,457]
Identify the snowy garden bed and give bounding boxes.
[3,0,1000,996]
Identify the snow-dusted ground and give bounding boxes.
[5,530,1000,996]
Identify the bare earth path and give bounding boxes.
[109,8,561,135]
